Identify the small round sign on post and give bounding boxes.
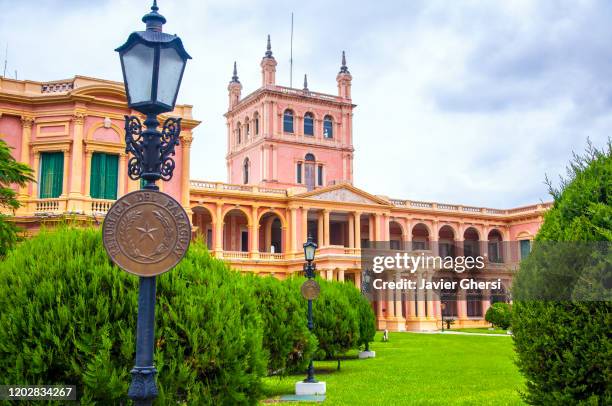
[102,190,191,276]
[301,279,321,300]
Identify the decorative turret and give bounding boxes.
[228,61,242,109]
[260,35,277,86]
[336,50,352,99]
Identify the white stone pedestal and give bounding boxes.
[295,381,326,395]
[359,350,376,359]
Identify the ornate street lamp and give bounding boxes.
[302,236,318,383]
[116,0,191,190]
[112,2,191,405]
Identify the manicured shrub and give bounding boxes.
[338,281,376,351]
[512,141,612,405]
[249,274,317,375]
[485,302,512,329]
[307,278,360,360]
[0,226,266,405]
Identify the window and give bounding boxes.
[520,239,531,259]
[90,153,118,199]
[254,114,259,135]
[304,112,314,136]
[236,123,241,144]
[304,153,315,191]
[296,162,302,184]
[243,158,249,184]
[245,119,250,137]
[317,164,323,186]
[283,109,294,133]
[39,152,64,198]
[323,115,333,138]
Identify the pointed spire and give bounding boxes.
[142,0,166,31]
[265,34,273,58]
[339,50,350,74]
[230,61,240,83]
[303,74,309,91]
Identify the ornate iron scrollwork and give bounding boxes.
[123,114,182,183]
[160,117,181,181]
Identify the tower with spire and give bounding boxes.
[225,39,355,190]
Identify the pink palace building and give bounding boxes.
[0,37,549,331]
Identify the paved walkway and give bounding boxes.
[406,330,511,337]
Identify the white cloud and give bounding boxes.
[1,0,609,208]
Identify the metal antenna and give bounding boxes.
[3,44,7,78]
[290,12,294,87]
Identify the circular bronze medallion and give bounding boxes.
[301,279,320,300]
[102,190,191,277]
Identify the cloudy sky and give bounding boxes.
[1,0,610,208]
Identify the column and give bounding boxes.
[457,290,467,320]
[118,153,127,197]
[317,211,324,246]
[338,269,345,282]
[348,214,355,248]
[250,205,259,257]
[272,145,278,181]
[264,217,273,251]
[395,273,403,318]
[181,134,193,209]
[386,273,395,318]
[374,213,382,241]
[406,285,416,318]
[368,215,374,241]
[426,275,435,319]
[68,113,85,211]
[31,152,40,199]
[215,202,223,255]
[18,116,34,198]
[353,212,361,249]
[290,207,297,253]
[323,209,330,246]
[355,271,362,290]
[431,220,439,256]
[61,149,71,198]
[84,151,93,197]
[376,289,383,319]
[301,207,308,243]
[416,274,426,318]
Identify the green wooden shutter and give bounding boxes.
[90,153,102,198]
[104,154,118,199]
[91,153,119,199]
[39,152,64,198]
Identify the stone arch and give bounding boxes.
[222,206,252,226]
[411,222,430,250]
[257,208,287,229]
[223,208,250,252]
[192,206,214,249]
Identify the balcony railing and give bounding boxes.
[91,199,114,214]
[35,198,64,213]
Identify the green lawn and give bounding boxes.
[453,328,510,335]
[262,332,524,405]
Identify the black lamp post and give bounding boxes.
[303,236,318,383]
[115,2,190,405]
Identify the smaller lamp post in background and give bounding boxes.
[441,302,446,332]
[303,236,317,383]
[296,236,326,396]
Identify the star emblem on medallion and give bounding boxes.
[136,222,158,242]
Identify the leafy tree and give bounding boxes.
[0,139,34,257]
[338,281,376,351]
[512,140,612,405]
